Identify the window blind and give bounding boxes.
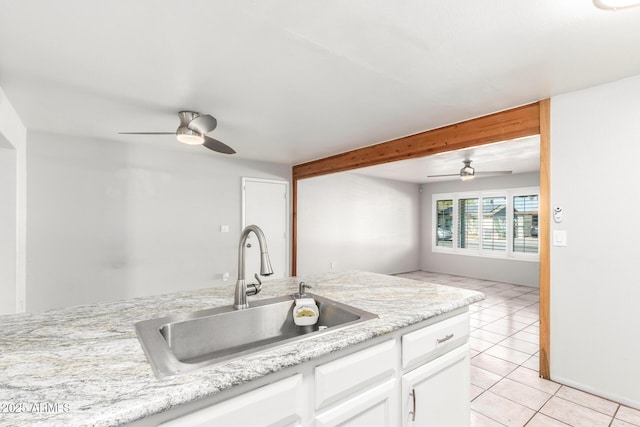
[458,198,479,249]
[513,195,539,253]
[482,196,507,251]
[436,199,453,247]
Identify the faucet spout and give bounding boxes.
[234,225,274,309]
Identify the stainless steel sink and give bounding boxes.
[135,293,377,379]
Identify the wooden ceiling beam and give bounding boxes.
[293,102,540,180]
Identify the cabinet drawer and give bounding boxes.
[402,312,469,370]
[160,374,304,427]
[315,339,397,410]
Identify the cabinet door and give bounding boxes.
[402,344,470,427]
[315,378,397,427]
[160,374,304,427]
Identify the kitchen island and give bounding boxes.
[0,271,483,426]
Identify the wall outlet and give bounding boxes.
[330,261,335,271]
[220,225,230,233]
[223,272,230,281]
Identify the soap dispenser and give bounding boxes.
[293,282,319,326]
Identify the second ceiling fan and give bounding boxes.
[428,160,512,181]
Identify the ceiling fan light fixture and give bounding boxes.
[460,161,475,180]
[593,0,640,9]
[176,127,204,145]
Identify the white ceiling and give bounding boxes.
[1,1,639,170]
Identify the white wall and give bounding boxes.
[0,86,27,314]
[297,172,420,275]
[26,131,290,312]
[420,172,540,286]
[550,74,640,408]
[0,144,17,314]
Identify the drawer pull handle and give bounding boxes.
[436,333,454,344]
[409,388,416,421]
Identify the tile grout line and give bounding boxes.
[550,394,619,422]
[466,277,547,426]
[609,405,621,427]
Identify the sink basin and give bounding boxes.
[135,293,377,378]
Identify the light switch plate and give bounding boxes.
[553,230,567,246]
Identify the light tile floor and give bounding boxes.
[395,271,640,427]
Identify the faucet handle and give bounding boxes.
[246,273,263,296]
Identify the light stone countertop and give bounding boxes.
[0,271,483,426]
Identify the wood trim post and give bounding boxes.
[538,98,551,379]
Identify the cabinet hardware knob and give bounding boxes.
[436,333,454,344]
[409,388,416,422]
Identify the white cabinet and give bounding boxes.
[401,344,470,427]
[160,374,305,427]
[401,312,470,427]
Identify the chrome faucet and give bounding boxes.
[234,225,274,309]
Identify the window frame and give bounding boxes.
[432,186,540,262]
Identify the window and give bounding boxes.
[433,187,539,260]
[436,200,453,247]
[482,196,507,251]
[513,194,539,254]
[458,198,479,249]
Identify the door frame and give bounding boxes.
[242,177,291,277]
[291,100,551,378]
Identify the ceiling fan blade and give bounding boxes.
[427,173,461,178]
[118,132,174,135]
[203,136,236,154]
[475,171,513,175]
[189,114,217,134]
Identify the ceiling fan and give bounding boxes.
[427,160,512,181]
[118,111,236,155]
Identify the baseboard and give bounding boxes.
[551,374,640,411]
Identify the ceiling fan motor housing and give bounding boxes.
[460,160,475,179]
[178,111,200,127]
[176,111,204,144]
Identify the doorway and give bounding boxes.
[242,177,290,280]
[291,101,551,378]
